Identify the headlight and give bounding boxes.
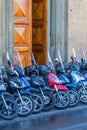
[51,77,60,83]
[77,81,82,87]
[0,84,6,91]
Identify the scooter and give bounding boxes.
[25,65,55,111]
[13,51,44,114]
[55,49,87,104]
[24,52,55,111]
[6,52,34,117]
[39,65,70,109]
[47,52,80,107]
[0,65,18,120]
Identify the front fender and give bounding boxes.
[1,92,14,100]
[13,90,30,97]
[26,87,39,93]
[65,84,76,90]
[42,86,51,91]
[56,84,68,91]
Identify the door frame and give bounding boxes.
[47,0,51,62]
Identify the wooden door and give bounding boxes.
[32,0,47,65]
[14,0,32,67]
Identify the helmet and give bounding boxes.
[25,65,38,76]
[55,58,58,62]
[39,65,47,76]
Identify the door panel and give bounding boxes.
[14,0,47,66]
[32,0,47,65]
[14,0,32,67]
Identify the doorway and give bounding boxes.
[14,0,47,66]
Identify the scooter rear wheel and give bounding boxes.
[0,97,18,120]
[54,91,70,109]
[79,87,87,104]
[31,93,44,114]
[68,90,80,107]
[42,91,55,111]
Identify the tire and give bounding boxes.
[0,97,18,120]
[79,87,87,104]
[68,90,80,107]
[54,91,70,109]
[15,94,34,117]
[31,93,44,114]
[42,91,55,111]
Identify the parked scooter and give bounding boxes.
[13,51,44,114]
[55,49,87,104]
[39,65,70,109]
[6,53,34,117]
[0,65,18,120]
[24,52,55,111]
[45,52,80,107]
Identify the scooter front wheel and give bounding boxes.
[0,97,18,120]
[16,94,34,117]
[54,91,70,109]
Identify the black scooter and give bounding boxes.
[24,52,55,111]
[0,65,18,120]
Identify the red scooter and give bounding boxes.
[39,65,70,109]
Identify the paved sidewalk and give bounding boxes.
[0,103,87,126]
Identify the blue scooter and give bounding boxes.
[55,49,87,104]
[47,52,80,107]
[7,51,44,114]
[13,51,55,112]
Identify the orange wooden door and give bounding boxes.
[32,0,47,65]
[14,0,32,67]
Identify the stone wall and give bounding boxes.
[68,0,87,61]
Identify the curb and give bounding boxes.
[0,104,87,126]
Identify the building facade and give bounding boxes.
[0,0,87,66]
[68,0,87,60]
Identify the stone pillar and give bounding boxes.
[0,0,2,64]
[50,0,68,62]
[1,0,14,66]
[47,0,51,58]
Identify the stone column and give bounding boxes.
[1,0,14,66]
[50,0,68,62]
[0,0,2,64]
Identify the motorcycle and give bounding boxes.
[6,52,34,117]
[24,52,55,111]
[55,49,87,104]
[39,65,70,109]
[0,65,18,120]
[13,50,44,114]
[47,51,80,107]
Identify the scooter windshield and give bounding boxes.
[47,52,56,72]
[57,49,65,73]
[13,50,25,76]
[80,48,86,61]
[14,50,23,69]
